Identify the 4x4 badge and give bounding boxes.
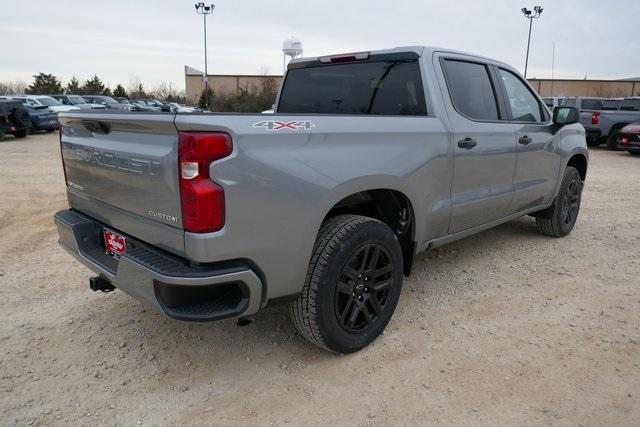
[253,120,316,131]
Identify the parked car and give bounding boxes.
[3,95,80,113]
[586,97,640,149]
[51,94,106,110]
[131,98,173,112]
[24,104,58,132]
[82,95,134,111]
[127,100,161,112]
[54,46,588,353]
[617,123,640,155]
[0,99,31,140]
[114,97,130,104]
[542,96,565,109]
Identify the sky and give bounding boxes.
[2,0,639,91]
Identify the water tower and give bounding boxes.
[282,37,303,74]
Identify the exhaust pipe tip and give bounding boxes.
[89,276,115,293]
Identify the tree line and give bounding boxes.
[197,77,278,112]
[0,72,187,104]
[1,72,280,112]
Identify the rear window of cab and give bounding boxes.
[278,60,427,116]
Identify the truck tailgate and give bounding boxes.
[58,113,185,255]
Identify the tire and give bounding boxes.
[606,128,623,150]
[13,129,28,139]
[629,151,640,156]
[291,215,404,354]
[10,107,31,129]
[536,167,583,237]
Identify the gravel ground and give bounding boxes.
[1,132,639,426]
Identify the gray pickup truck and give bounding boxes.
[584,97,640,148]
[54,46,588,353]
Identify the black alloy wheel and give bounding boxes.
[335,243,395,333]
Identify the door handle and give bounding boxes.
[519,136,533,145]
[457,138,478,149]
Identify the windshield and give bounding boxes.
[67,95,86,105]
[36,97,63,106]
[278,59,427,115]
[94,96,119,105]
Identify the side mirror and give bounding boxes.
[553,106,579,126]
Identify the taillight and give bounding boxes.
[178,132,232,233]
[591,112,600,125]
[60,126,68,186]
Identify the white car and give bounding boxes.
[5,95,81,113]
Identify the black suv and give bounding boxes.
[0,100,31,140]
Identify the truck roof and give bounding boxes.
[289,46,513,70]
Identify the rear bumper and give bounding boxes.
[54,209,263,321]
[619,144,640,152]
[33,121,59,131]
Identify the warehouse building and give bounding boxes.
[184,66,282,104]
[526,77,640,98]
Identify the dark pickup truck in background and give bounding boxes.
[582,97,640,148]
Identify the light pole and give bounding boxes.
[521,6,543,79]
[194,2,215,110]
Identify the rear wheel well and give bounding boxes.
[323,190,416,276]
[567,154,587,181]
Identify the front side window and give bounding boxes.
[601,99,621,110]
[442,60,499,121]
[620,99,640,111]
[499,69,542,122]
[278,59,427,115]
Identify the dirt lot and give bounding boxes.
[1,132,639,426]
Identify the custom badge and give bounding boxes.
[253,120,316,131]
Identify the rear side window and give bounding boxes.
[277,60,427,115]
[581,99,603,110]
[442,60,499,121]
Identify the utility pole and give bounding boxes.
[195,2,215,110]
[521,6,543,78]
[551,42,556,96]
